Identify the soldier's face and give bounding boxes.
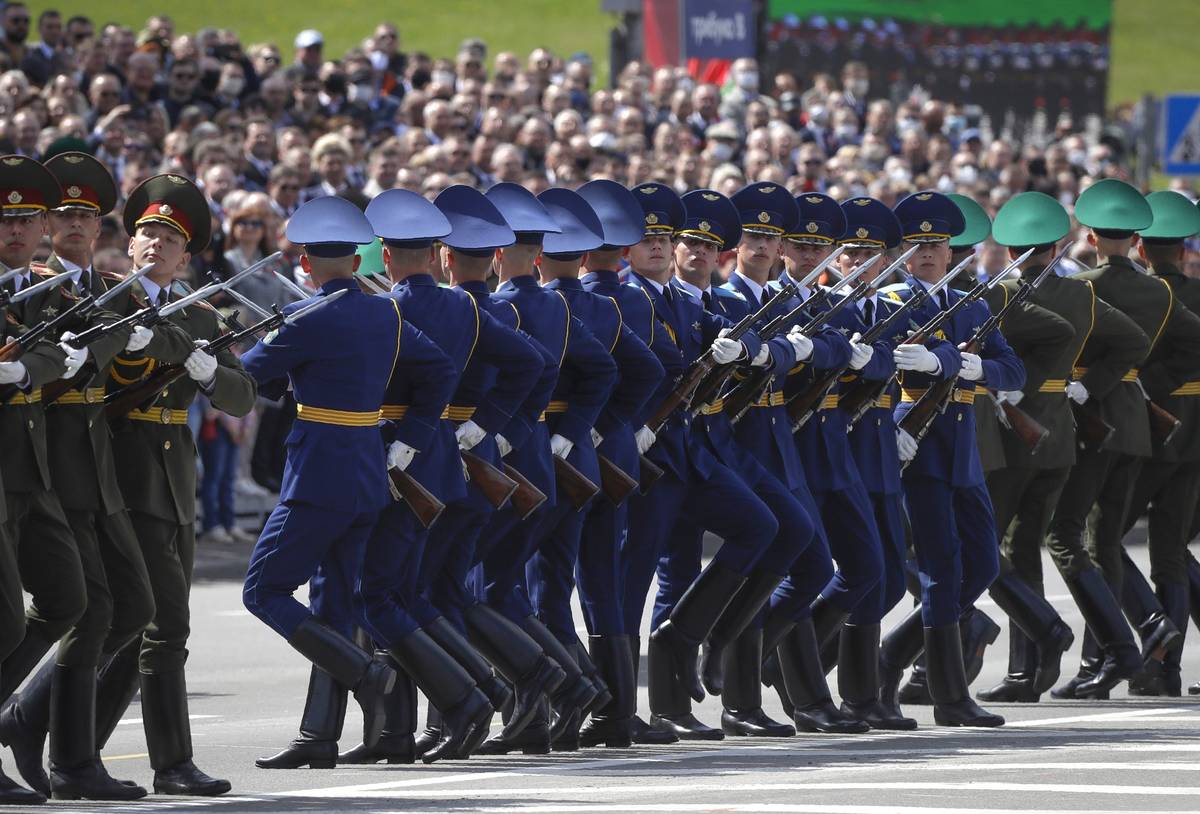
[129,222,190,280]
[627,234,671,277]
[49,208,101,258]
[837,245,881,285]
[905,239,950,282]
[674,236,717,276]
[785,239,834,276]
[0,213,45,266]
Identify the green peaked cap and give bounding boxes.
[947,193,991,249]
[354,238,386,276]
[1075,178,1152,232]
[1140,190,1200,242]
[992,191,1071,248]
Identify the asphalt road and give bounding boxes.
[7,543,1200,814]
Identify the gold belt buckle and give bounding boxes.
[160,407,172,424]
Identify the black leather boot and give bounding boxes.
[1120,549,1183,668]
[959,608,1001,685]
[649,563,746,703]
[699,569,784,696]
[0,631,56,701]
[809,594,850,654]
[897,658,932,705]
[879,607,927,721]
[411,706,441,759]
[925,625,1004,727]
[0,659,52,795]
[838,623,916,730]
[287,617,397,749]
[388,627,494,763]
[977,623,1039,703]
[1132,581,1189,697]
[579,635,634,748]
[572,636,612,713]
[340,656,417,764]
[95,644,141,753]
[464,603,565,741]
[647,632,723,740]
[518,616,599,734]
[141,670,232,795]
[627,635,677,745]
[1056,568,1139,698]
[987,569,1076,694]
[779,618,868,734]
[476,699,551,755]
[256,666,347,769]
[1187,552,1200,630]
[720,629,794,737]
[47,666,145,800]
[550,708,581,751]
[426,617,513,716]
[1052,630,1107,699]
[0,665,43,804]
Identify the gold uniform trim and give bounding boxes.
[52,387,106,405]
[820,393,840,410]
[1073,366,1139,383]
[5,387,42,405]
[900,387,976,405]
[699,398,725,415]
[1170,381,1200,396]
[544,400,569,414]
[127,407,189,424]
[1038,379,1067,394]
[295,403,382,427]
[874,394,894,409]
[752,390,787,408]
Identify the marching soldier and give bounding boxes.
[1115,191,1200,696]
[1051,180,1200,698]
[0,154,86,805]
[0,151,153,800]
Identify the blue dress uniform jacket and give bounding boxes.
[846,295,908,497]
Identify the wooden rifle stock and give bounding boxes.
[388,467,445,529]
[1148,400,1182,447]
[1071,400,1115,449]
[636,454,664,495]
[554,454,600,510]
[503,463,548,520]
[598,453,639,506]
[997,398,1050,454]
[462,449,518,509]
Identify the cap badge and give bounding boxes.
[66,185,81,198]
[856,226,870,239]
[166,175,187,185]
[159,204,173,216]
[639,186,657,194]
[920,220,932,232]
[645,213,658,225]
[806,222,819,233]
[853,198,871,206]
[757,211,771,223]
[698,220,711,232]
[760,186,777,194]
[702,193,720,201]
[2,157,21,166]
[916,193,933,201]
[7,191,21,204]
[805,196,824,204]
[64,155,84,164]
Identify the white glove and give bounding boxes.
[58,341,88,378]
[893,342,941,374]
[1065,381,1089,404]
[0,360,26,385]
[455,419,486,451]
[997,389,1024,406]
[184,340,218,385]
[124,325,153,352]
[786,325,814,362]
[635,425,656,454]
[387,440,417,471]
[848,332,873,371]
[958,347,984,381]
[495,433,513,457]
[590,427,603,448]
[896,428,918,462]
[751,343,771,367]
[711,336,743,364]
[550,433,574,459]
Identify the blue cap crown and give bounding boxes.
[631,182,685,237]
[538,188,605,257]
[679,189,741,250]
[731,182,799,236]
[788,192,848,245]
[434,185,516,255]
[286,195,375,257]
[839,197,902,249]
[484,182,561,244]
[364,188,452,248]
[577,180,646,249]
[893,190,966,244]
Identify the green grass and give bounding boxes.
[27,0,1198,107]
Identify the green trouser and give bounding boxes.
[989,464,1085,588]
[1123,460,1200,587]
[1046,448,1115,584]
[129,511,197,675]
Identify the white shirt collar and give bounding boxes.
[140,276,165,305]
[673,276,707,301]
[640,275,665,295]
[733,271,765,304]
[56,256,91,286]
[779,270,811,302]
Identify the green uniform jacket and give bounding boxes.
[1,263,68,498]
[1147,262,1200,463]
[43,255,135,514]
[107,280,256,524]
[974,284,1074,472]
[1076,256,1200,457]
[1000,268,1148,470]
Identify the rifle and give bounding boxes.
[462,449,518,509]
[598,453,639,506]
[554,454,600,511]
[898,251,1057,463]
[1148,399,1182,447]
[841,249,1034,426]
[0,271,76,357]
[389,467,445,529]
[990,391,1051,455]
[1070,400,1116,449]
[503,463,549,520]
[0,267,26,305]
[105,289,347,421]
[634,455,665,495]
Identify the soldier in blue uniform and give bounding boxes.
[473,184,618,754]
[622,187,779,741]
[878,191,1024,727]
[525,182,663,749]
[242,197,496,767]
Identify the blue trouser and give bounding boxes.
[903,474,1000,627]
[622,461,776,636]
[355,500,429,643]
[767,483,838,622]
[654,467,822,632]
[418,486,493,632]
[199,426,238,532]
[577,497,628,636]
[850,491,909,624]
[476,505,550,624]
[812,480,884,612]
[243,500,377,640]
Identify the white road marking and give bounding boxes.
[117,714,220,726]
[1005,707,1189,727]
[455,807,1195,814]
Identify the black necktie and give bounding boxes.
[157,288,169,307]
[862,298,874,326]
[702,290,713,312]
[937,289,949,311]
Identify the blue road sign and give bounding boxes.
[1163,95,1200,176]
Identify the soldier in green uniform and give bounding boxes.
[1114,191,1200,696]
[98,175,256,796]
[1050,180,1200,699]
[0,154,87,805]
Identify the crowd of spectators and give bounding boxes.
[0,4,1196,516]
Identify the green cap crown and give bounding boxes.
[992,191,1071,248]
[1075,178,1152,232]
[354,238,386,276]
[1140,190,1200,242]
[947,193,991,249]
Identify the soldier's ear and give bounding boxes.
[1136,242,1147,262]
[351,254,361,273]
[1086,230,1097,247]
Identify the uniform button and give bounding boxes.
[771,417,776,426]
[27,419,34,429]
[957,413,963,422]
[820,415,826,424]
[876,418,881,427]
[164,440,171,450]
[161,390,168,398]
[88,419,94,428]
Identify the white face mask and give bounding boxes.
[807,106,828,127]
[1068,149,1087,166]
[847,78,869,97]
[432,70,455,87]
[350,83,376,103]
[736,70,759,91]
[219,77,245,97]
[955,165,979,186]
[709,141,734,162]
[835,124,858,141]
[897,117,920,134]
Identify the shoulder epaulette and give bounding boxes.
[716,284,746,302]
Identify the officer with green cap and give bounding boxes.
[963,191,1146,703]
[1111,190,1200,697]
[1049,179,1200,699]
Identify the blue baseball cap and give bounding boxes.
[286,195,375,258]
[537,187,605,258]
[434,185,516,256]
[364,188,452,248]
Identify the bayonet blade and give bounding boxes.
[283,287,348,325]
